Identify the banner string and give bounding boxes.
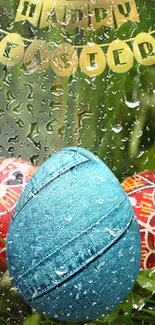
[0,28,155,48]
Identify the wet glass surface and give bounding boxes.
[0,1,155,324]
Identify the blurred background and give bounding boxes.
[0,0,155,182]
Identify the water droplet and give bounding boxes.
[16,118,25,128]
[27,103,35,117]
[108,195,118,202]
[45,214,53,220]
[46,119,56,134]
[104,228,122,237]
[125,99,140,109]
[129,197,137,207]
[55,267,67,276]
[112,125,123,133]
[96,199,104,204]
[97,176,105,182]
[65,215,73,221]
[26,82,34,100]
[12,102,23,114]
[36,236,44,241]
[130,257,135,262]
[32,288,40,299]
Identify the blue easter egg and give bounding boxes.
[6,147,141,322]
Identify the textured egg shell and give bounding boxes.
[7,147,141,321]
[122,171,155,270]
[0,158,37,270]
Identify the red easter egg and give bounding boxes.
[122,171,155,270]
[0,159,37,271]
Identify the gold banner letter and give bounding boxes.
[66,1,88,31]
[0,33,24,67]
[107,40,134,73]
[51,43,78,77]
[79,43,106,77]
[133,33,155,66]
[90,0,114,30]
[23,40,51,73]
[114,0,140,29]
[40,0,65,29]
[15,0,43,27]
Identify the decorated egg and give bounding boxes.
[6,147,141,322]
[0,158,37,271]
[122,171,155,270]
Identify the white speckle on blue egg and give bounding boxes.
[92,302,97,306]
[55,268,67,276]
[121,266,125,270]
[65,215,73,221]
[108,196,118,202]
[97,176,105,182]
[96,199,104,204]
[51,279,58,285]
[32,288,40,299]
[112,270,117,274]
[45,214,53,220]
[130,257,135,262]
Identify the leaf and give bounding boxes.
[137,270,155,293]
[138,144,155,172]
[0,237,6,245]
[123,318,135,325]
[142,308,155,317]
[119,292,133,317]
[132,310,155,321]
[133,280,152,297]
[99,306,120,323]
[111,316,135,325]
[131,292,145,310]
[9,287,20,297]
[23,313,41,325]
[0,271,12,288]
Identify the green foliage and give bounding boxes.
[0,269,155,325]
[22,313,40,325]
[0,238,6,245]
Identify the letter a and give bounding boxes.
[39,0,63,29]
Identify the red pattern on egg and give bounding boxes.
[0,159,37,270]
[122,171,155,270]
